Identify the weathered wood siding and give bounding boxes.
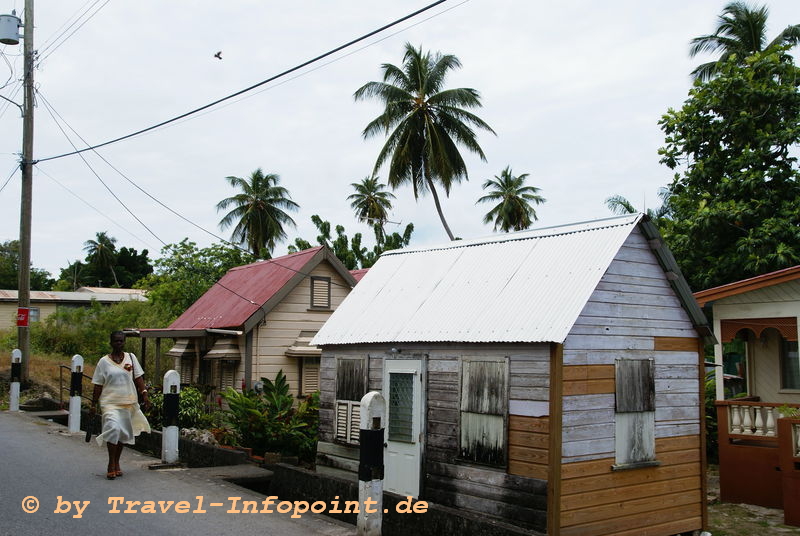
[559,228,704,535]
[560,435,703,536]
[317,342,549,531]
[251,261,351,396]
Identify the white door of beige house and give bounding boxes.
[383,359,423,498]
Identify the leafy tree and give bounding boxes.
[658,48,800,290]
[137,239,256,319]
[690,1,800,81]
[355,43,495,241]
[115,247,153,287]
[216,169,299,258]
[288,215,413,269]
[476,167,545,232]
[0,240,54,290]
[84,232,120,286]
[347,175,395,240]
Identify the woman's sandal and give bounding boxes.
[115,470,123,478]
[106,471,116,480]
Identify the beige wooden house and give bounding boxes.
[0,287,146,330]
[312,214,714,536]
[140,246,357,397]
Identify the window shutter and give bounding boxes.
[459,359,508,466]
[335,400,361,444]
[615,359,655,412]
[302,356,320,394]
[179,358,194,384]
[310,277,331,308]
[219,362,236,390]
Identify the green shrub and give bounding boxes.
[222,370,319,461]
[144,385,212,430]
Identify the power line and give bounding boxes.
[39,0,101,51]
[36,89,246,250]
[37,0,448,163]
[0,164,17,193]
[35,165,155,250]
[38,90,167,246]
[146,0,470,133]
[37,0,112,65]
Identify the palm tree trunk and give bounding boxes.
[426,176,456,241]
[109,265,120,287]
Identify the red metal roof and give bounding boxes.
[349,268,369,282]
[169,247,323,329]
[693,264,800,307]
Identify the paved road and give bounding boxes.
[0,410,354,536]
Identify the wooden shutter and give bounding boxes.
[614,358,656,466]
[301,356,320,394]
[179,358,194,384]
[615,359,655,412]
[219,362,236,390]
[310,276,331,308]
[335,400,360,444]
[460,359,508,465]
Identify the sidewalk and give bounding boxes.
[0,409,354,536]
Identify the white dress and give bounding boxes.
[91,353,151,445]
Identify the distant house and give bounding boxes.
[140,246,357,397]
[312,214,714,535]
[0,287,146,330]
[694,267,800,522]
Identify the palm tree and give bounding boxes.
[83,232,119,287]
[690,1,800,81]
[347,175,395,239]
[476,167,545,232]
[354,43,495,241]
[216,169,299,258]
[604,188,672,220]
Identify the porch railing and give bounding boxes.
[720,400,799,438]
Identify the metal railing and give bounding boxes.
[58,365,93,408]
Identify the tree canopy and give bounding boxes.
[55,234,152,290]
[136,239,256,319]
[689,1,800,81]
[217,169,299,258]
[355,43,494,241]
[288,215,413,269]
[659,47,800,290]
[477,167,545,232]
[0,240,53,290]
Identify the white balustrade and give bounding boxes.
[754,406,764,435]
[730,405,742,434]
[741,406,754,434]
[765,408,776,437]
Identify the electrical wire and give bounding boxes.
[36,165,155,249]
[37,0,113,66]
[39,0,101,52]
[36,91,354,293]
[38,89,167,247]
[37,0,448,163]
[145,0,470,133]
[0,164,18,193]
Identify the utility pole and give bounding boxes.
[18,0,34,382]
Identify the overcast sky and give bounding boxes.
[0,1,797,280]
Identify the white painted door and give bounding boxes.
[383,359,423,498]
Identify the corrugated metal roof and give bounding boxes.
[313,215,643,345]
[169,247,324,330]
[0,289,146,302]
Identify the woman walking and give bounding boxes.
[89,331,151,479]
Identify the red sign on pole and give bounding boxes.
[17,307,29,327]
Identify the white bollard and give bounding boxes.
[9,349,21,411]
[68,354,84,433]
[162,370,181,464]
[358,391,386,536]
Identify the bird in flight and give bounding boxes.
[214,51,222,60]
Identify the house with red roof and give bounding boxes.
[694,266,800,523]
[140,246,357,397]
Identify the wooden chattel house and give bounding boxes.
[312,214,715,536]
[139,246,358,398]
[695,266,800,526]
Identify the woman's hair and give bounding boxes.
[110,330,126,340]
